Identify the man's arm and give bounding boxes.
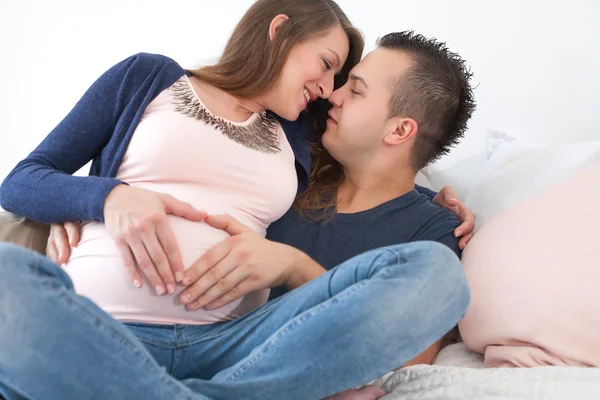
[284,247,327,290]
[434,231,462,259]
[181,214,329,309]
[418,210,463,258]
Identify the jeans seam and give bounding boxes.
[0,372,39,400]
[220,280,369,384]
[172,325,184,378]
[126,334,175,348]
[172,348,183,378]
[365,249,402,281]
[31,251,40,274]
[32,252,53,292]
[386,246,409,265]
[29,251,74,294]
[125,324,179,348]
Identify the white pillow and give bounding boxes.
[414,170,433,190]
[465,140,600,231]
[422,130,516,201]
[424,151,489,201]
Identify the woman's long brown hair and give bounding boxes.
[293,127,346,221]
[191,0,364,221]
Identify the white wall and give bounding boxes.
[1,0,599,183]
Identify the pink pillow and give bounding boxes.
[459,162,600,368]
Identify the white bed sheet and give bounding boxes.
[377,343,600,400]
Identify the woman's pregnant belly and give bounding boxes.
[63,217,269,325]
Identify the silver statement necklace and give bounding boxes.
[170,77,281,154]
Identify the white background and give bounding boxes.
[1,0,598,183]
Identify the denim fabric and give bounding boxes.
[0,241,469,400]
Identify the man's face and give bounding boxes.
[322,48,414,166]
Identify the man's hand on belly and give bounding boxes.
[179,214,299,311]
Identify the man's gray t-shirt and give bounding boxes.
[266,189,461,299]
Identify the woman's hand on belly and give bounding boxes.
[103,185,206,295]
[179,214,297,311]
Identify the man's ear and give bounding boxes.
[383,117,418,146]
[269,14,290,41]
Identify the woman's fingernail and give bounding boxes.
[183,276,191,285]
[188,301,198,310]
[181,294,191,303]
[155,285,166,295]
[133,279,142,288]
[167,284,176,294]
[175,272,183,282]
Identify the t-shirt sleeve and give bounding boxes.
[417,212,462,258]
[435,231,462,259]
[415,184,438,200]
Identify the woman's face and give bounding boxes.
[263,25,350,121]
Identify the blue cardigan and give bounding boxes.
[0,53,434,224]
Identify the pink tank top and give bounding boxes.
[64,75,298,325]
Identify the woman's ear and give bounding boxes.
[269,14,290,41]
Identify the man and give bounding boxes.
[172,32,475,395]
[187,31,476,399]
[0,31,475,399]
[176,30,475,317]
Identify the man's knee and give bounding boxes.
[385,241,470,316]
[423,242,470,322]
